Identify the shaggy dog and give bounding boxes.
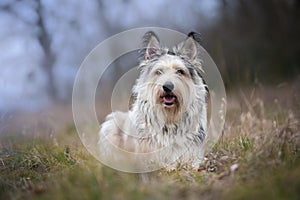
[99,31,207,170]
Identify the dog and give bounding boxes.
[98,31,208,170]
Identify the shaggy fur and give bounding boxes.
[99,31,207,169]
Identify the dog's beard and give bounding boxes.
[137,77,196,124]
[150,88,184,124]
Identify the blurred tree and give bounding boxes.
[0,0,102,111]
[37,0,56,98]
[204,0,300,86]
[0,0,49,111]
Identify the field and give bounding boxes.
[0,84,299,200]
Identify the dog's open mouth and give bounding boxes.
[162,94,177,107]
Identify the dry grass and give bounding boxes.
[0,85,299,200]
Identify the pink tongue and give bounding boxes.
[163,96,175,104]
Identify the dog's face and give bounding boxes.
[134,31,206,116]
[145,55,196,110]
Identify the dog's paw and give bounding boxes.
[191,162,201,170]
[165,164,177,172]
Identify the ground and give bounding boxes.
[0,84,299,200]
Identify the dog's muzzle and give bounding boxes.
[161,81,176,107]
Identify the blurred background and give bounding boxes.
[0,0,299,134]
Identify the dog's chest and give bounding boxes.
[140,119,198,148]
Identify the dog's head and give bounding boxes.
[133,31,207,117]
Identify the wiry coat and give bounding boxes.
[99,31,207,169]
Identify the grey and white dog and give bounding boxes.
[99,31,208,170]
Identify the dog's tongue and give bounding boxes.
[163,95,176,104]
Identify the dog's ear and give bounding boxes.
[179,31,201,61]
[142,31,161,60]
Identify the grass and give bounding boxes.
[0,86,299,200]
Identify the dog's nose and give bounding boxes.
[162,81,174,94]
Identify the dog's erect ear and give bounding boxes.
[179,31,201,61]
[142,31,160,60]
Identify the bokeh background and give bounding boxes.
[0,0,299,132]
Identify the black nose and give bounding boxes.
[162,81,174,94]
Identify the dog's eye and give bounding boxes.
[155,70,163,75]
[176,69,185,76]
